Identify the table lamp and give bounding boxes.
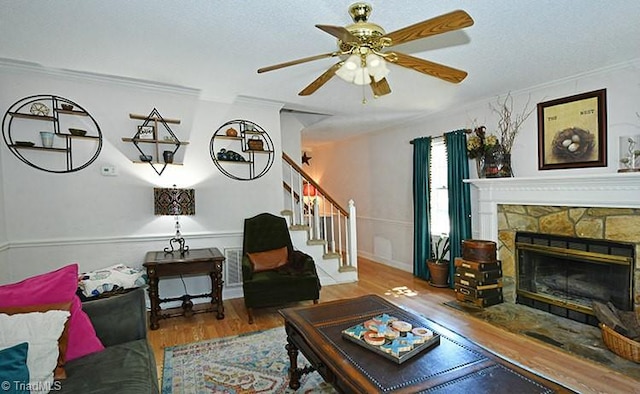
[154,184,195,255]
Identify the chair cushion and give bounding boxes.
[247,247,289,272]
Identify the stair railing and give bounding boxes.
[282,153,357,272]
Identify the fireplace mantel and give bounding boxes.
[464,172,640,241]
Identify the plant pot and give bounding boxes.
[427,259,449,288]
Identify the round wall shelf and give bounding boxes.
[2,94,103,173]
[210,119,274,181]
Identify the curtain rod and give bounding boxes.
[409,134,444,144]
[409,128,473,144]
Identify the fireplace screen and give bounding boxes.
[516,232,634,325]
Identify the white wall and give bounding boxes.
[310,59,640,272]
[0,61,286,301]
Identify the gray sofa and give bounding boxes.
[59,288,159,393]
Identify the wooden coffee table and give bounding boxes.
[280,295,575,393]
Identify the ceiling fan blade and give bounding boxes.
[258,52,338,73]
[299,63,343,96]
[384,10,474,47]
[371,78,391,97]
[389,52,468,83]
[316,24,359,44]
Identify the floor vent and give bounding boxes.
[224,247,243,286]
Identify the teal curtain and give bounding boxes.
[444,130,472,287]
[412,137,431,279]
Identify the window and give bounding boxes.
[430,140,449,235]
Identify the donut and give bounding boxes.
[411,327,433,339]
[363,331,386,346]
[391,320,412,332]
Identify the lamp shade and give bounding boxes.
[154,186,195,216]
[303,183,317,197]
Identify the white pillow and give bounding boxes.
[0,310,70,394]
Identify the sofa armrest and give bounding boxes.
[82,287,147,347]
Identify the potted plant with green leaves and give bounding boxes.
[427,234,450,287]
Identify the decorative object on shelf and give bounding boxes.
[137,125,155,139]
[162,150,174,164]
[216,148,245,162]
[29,102,49,116]
[154,185,195,256]
[39,131,54,148]
[68,128,87,136]
[247,135,264,151]
[618,135,640,172]
[537,89,607,170]
[122,109,187,175]
[140,154,153,162]
[210,119,274,181]
[225,128,238,137]
[61,104,73,111]
[302,152,312,166]
[2,95,103,173]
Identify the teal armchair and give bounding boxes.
[242,213,321,323]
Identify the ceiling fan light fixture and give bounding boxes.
[366,53,389,82]
[335,63,357,82]
[353,67,371,85]
[343,54,361,70]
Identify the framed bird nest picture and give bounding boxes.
[537,89,607,170]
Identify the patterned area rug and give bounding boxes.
[162,327,337,393]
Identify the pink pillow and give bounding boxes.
[0,264,104,361]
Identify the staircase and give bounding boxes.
[281,153,358,285]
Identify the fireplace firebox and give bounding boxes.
[516,232,635,326]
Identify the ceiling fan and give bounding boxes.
[257,2,474,98]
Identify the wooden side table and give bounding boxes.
[143,247,225,330]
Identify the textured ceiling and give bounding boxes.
[2,1,640,146]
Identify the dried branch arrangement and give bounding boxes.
[489,93,535,154]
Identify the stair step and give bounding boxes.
[339,265,357,273]
[307,239,326,246]
[323,252,341,259]
[289,224,309,231]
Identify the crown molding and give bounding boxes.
[0,57,201,97]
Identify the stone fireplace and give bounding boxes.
[514,229,634,326]
[466,173,640,320]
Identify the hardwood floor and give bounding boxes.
[148,257,639,393]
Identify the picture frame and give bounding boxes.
[537,89,607,170]
[137,125,155,140]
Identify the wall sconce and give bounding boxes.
[154,185,195,255]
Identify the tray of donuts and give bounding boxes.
[341,313,440,364]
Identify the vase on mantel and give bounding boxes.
[483,145,513,178]
[475,157,485,178]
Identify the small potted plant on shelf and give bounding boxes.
[427,234,450,288]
